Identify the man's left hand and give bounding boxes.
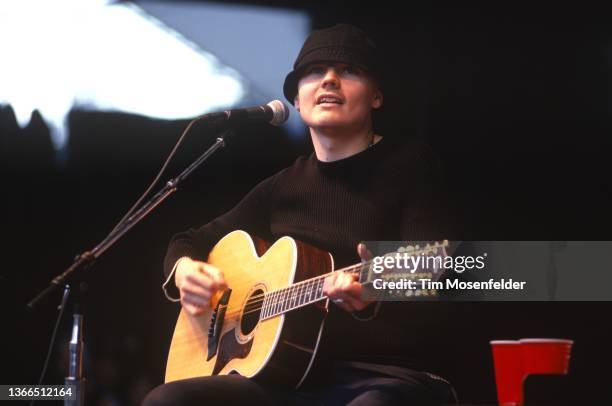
[323,243,373,312]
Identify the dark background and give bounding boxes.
[2,2,611,404]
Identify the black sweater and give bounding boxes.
[164,136,457,371]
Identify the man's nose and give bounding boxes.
[322,68,340,88]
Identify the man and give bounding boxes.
[144,23,455,405]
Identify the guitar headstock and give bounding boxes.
[359,240,454,301]
[396,240,450,257]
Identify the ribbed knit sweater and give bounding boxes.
[164,136,456,371]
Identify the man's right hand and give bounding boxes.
[174,258,227,316]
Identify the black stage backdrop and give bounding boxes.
[1,3,611,404]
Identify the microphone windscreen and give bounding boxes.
[267,100,289,126]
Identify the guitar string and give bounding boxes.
[241,278,382,317]
[213,245,447,319]
[238,264,440,317]
[234,243,445,300]
[219,259,368,318]
[217,259,364,306]
[225,266,402,319]
[240,269,364,315]
[241,260,364,302]
[230,246,438,307]
[221,267,361,319]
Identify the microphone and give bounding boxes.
[199,100,289,127]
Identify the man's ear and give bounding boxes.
[294,96,300,111]
[372,90,383,109]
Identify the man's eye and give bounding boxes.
[306,66,325,75]
[340,66,359,75]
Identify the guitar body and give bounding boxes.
[165,230,333,388]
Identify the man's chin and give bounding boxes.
[310,118,351,130]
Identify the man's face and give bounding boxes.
[294,63,382,133]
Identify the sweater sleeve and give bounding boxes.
[163,174,276,279]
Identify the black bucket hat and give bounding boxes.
[283,23,380,105]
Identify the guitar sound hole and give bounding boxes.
[240,288,263,336]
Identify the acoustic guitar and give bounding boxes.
[165,230,447,388]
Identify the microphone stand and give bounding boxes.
[28,131,231,308]
[27,129,234,403]
[64,311,84,406]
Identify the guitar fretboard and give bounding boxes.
[260,275,324,320]
[260,267,361,320]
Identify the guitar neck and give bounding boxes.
[259,241,449,320]
[259,262,364,321]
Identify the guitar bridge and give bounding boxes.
[207,289,231,361]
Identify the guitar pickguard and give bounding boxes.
[212,328,253,375]
[207,289,232,360]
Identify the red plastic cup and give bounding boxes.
[490,340,524,406]
[519,338,573,375]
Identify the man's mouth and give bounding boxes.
[316,94,344,105]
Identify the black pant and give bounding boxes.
[142,362,454,406]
